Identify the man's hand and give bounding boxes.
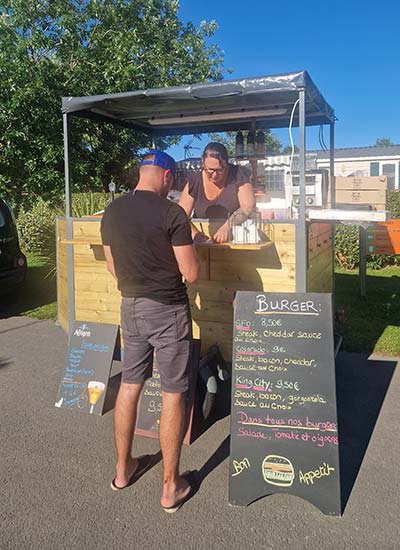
[103,245,117,279]
[193,231,209,245]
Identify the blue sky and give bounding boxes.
[167,0,400,160]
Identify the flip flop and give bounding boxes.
[110,454,152,491]
[161,471,194,513]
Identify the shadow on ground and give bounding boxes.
[0,262,56,319]
[336,351,397,512]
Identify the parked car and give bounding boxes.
[0,198,27,295]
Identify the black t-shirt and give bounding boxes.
[100,191,193,304]
[188,164,251,218]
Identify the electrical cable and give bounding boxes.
[319,125,328,151]
[289,98,300,178]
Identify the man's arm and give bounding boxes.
[103,245,117,279]
[172,244,200,284]
[178,183,204,240]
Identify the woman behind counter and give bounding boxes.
[178,142,256,243]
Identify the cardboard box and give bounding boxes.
[333,176,387,190]
[335,189,386,204]
[327,176,387,210]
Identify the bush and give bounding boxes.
[71,192,110,217]
[387,190,400,219]
[17,197,58,259]
[334,225,359,269]
[17,192,110,272]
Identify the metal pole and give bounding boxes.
[295,89,307,293]
[63,113,72,218]
[298,90,306,224]
[63,113,75,333]
[329,122,336,310]
[330,122,335,208]
[359,226,367,297]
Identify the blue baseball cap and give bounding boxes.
[140,149,176,176]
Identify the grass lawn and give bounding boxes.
[335,266,400,356]
[2,254,399,356]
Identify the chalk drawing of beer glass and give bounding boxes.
[87,381,105,414]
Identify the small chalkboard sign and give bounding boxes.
[229,292,341,516]
[55,321,119,416]
[135,340,200,445]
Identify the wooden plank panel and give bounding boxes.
[192,320,233,359]
[188,280,265,304]
[75,297,120,313]
[75,308,120,324]
[189,298,233,324]
[308,237,334,261]
[210,262,295,284]
[73,220,102,240]
[73,262,113,274]
[210,243,296,265]
[307,260,333,288]
[308,249,333,277]
[74,280,119,293]
[307,262,334,293]
[74,271,116,283]
[192,221,296,242]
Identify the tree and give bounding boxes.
[0,1,225,208]
[282,145,299,155]
[375,138,394,147]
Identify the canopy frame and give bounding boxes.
[62,70,336,329]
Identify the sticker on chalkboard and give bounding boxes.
[229,292,341,516]
[55,321,119,416]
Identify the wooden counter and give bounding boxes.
[56,216,334,360]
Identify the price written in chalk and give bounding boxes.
[229,292,341,515]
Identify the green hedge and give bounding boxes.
[334,190,400,270]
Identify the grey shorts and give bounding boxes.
[120,297,192,393]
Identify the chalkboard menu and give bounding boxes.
[229,292,341,515]
[55,322,119,416]
[135,340,200,445]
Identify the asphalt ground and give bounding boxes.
[0,316,399,550]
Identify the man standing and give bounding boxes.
[101,150,199,512]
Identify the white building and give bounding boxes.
[315,145,400,190]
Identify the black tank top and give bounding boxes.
[188,164,251,219]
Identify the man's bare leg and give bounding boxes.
[113,381,143,488]
[159,391,190,508]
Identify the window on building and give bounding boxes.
[264,169,285,192]
[382,164,396,191]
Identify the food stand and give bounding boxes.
[57,71,387,360]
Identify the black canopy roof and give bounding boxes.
[62,71,335,136]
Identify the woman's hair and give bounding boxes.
[202,142,229,163]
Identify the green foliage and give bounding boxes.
[71,192,110,218]
[17,197,58,258]
[334,225,359,269]
[386,190,400,219]
[374,137,394,147]
[0,1,225,208]
[282,145,299,154]
[17,193,110,273]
